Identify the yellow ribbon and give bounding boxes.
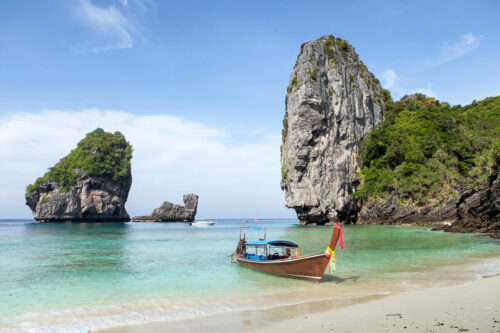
[325,247,336,274]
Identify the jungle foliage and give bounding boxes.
[355,94,500,204]
[26,128,133,194]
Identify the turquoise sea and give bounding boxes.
[1,219,499,332]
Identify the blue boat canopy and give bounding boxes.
[245,240,299,247]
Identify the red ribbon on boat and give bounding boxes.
[334,224,344,250]
[324,224,344,275]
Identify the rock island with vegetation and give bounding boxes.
[25,128,133,222]
[281,34,499,238]
[356,94,499,237]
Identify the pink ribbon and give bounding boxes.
[334,224,344,250]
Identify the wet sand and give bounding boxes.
[99,274,500,333]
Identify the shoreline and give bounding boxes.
[98,271,500,333]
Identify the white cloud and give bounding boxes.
[0,110,293,219]
[435,33,483,65]
[414,83,438,99]
[76,0,148,52]
[381,70,397,89]
[379,69,438,100]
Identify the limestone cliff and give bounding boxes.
[25,128,133,222]
[281,35,385,224]
[26,172,131,222]
[357,172,499,238]
[133,194,199,222]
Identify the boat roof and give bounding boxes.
[245,240,299,247]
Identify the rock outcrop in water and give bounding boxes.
[280,35,386,224]
[133,194,199,222]
[26,173,132,222]
[25,129,133,222]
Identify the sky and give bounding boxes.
[0,0,499,219]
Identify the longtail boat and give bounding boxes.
[230,224,344,282]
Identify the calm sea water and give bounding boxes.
[0,219,499,332]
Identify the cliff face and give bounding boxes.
[358,172,500,238]
[440,172,499,237]
[25,128,133,222]
[133,194,198,222]
[281,35,385,224]
[26,172,131,222]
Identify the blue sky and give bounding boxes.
[0,0,499,218]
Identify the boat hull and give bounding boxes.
[192,221,216,226]
[235,253,329,281]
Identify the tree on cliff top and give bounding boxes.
[26,128,133,194]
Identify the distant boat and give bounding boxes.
[191,221,216,226]
[230,224,344,282]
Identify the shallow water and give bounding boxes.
[0,219,499,332]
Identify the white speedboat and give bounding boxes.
[191,221,216,226]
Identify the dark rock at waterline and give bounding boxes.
[133,194,199,222]
[358,172,500,239]
[438,172,499,238]
[25,172,132,222]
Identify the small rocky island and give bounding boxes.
[281,35,499,238]
[133,194,198,222]
[25,128,133,222]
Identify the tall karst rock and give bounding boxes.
[25,128,133,222]
[281,35,386,224]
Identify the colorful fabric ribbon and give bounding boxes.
[334,223,344,250]
[324,224,344,275]
[324,246,336,274]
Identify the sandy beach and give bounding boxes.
[100,274,500,333]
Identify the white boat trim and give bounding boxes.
[191,221,216,226]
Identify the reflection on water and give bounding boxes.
[320,274,360,283]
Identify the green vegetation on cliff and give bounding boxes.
[355,94,500,204]
[26,128,133,194]
[323,35,351,60]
